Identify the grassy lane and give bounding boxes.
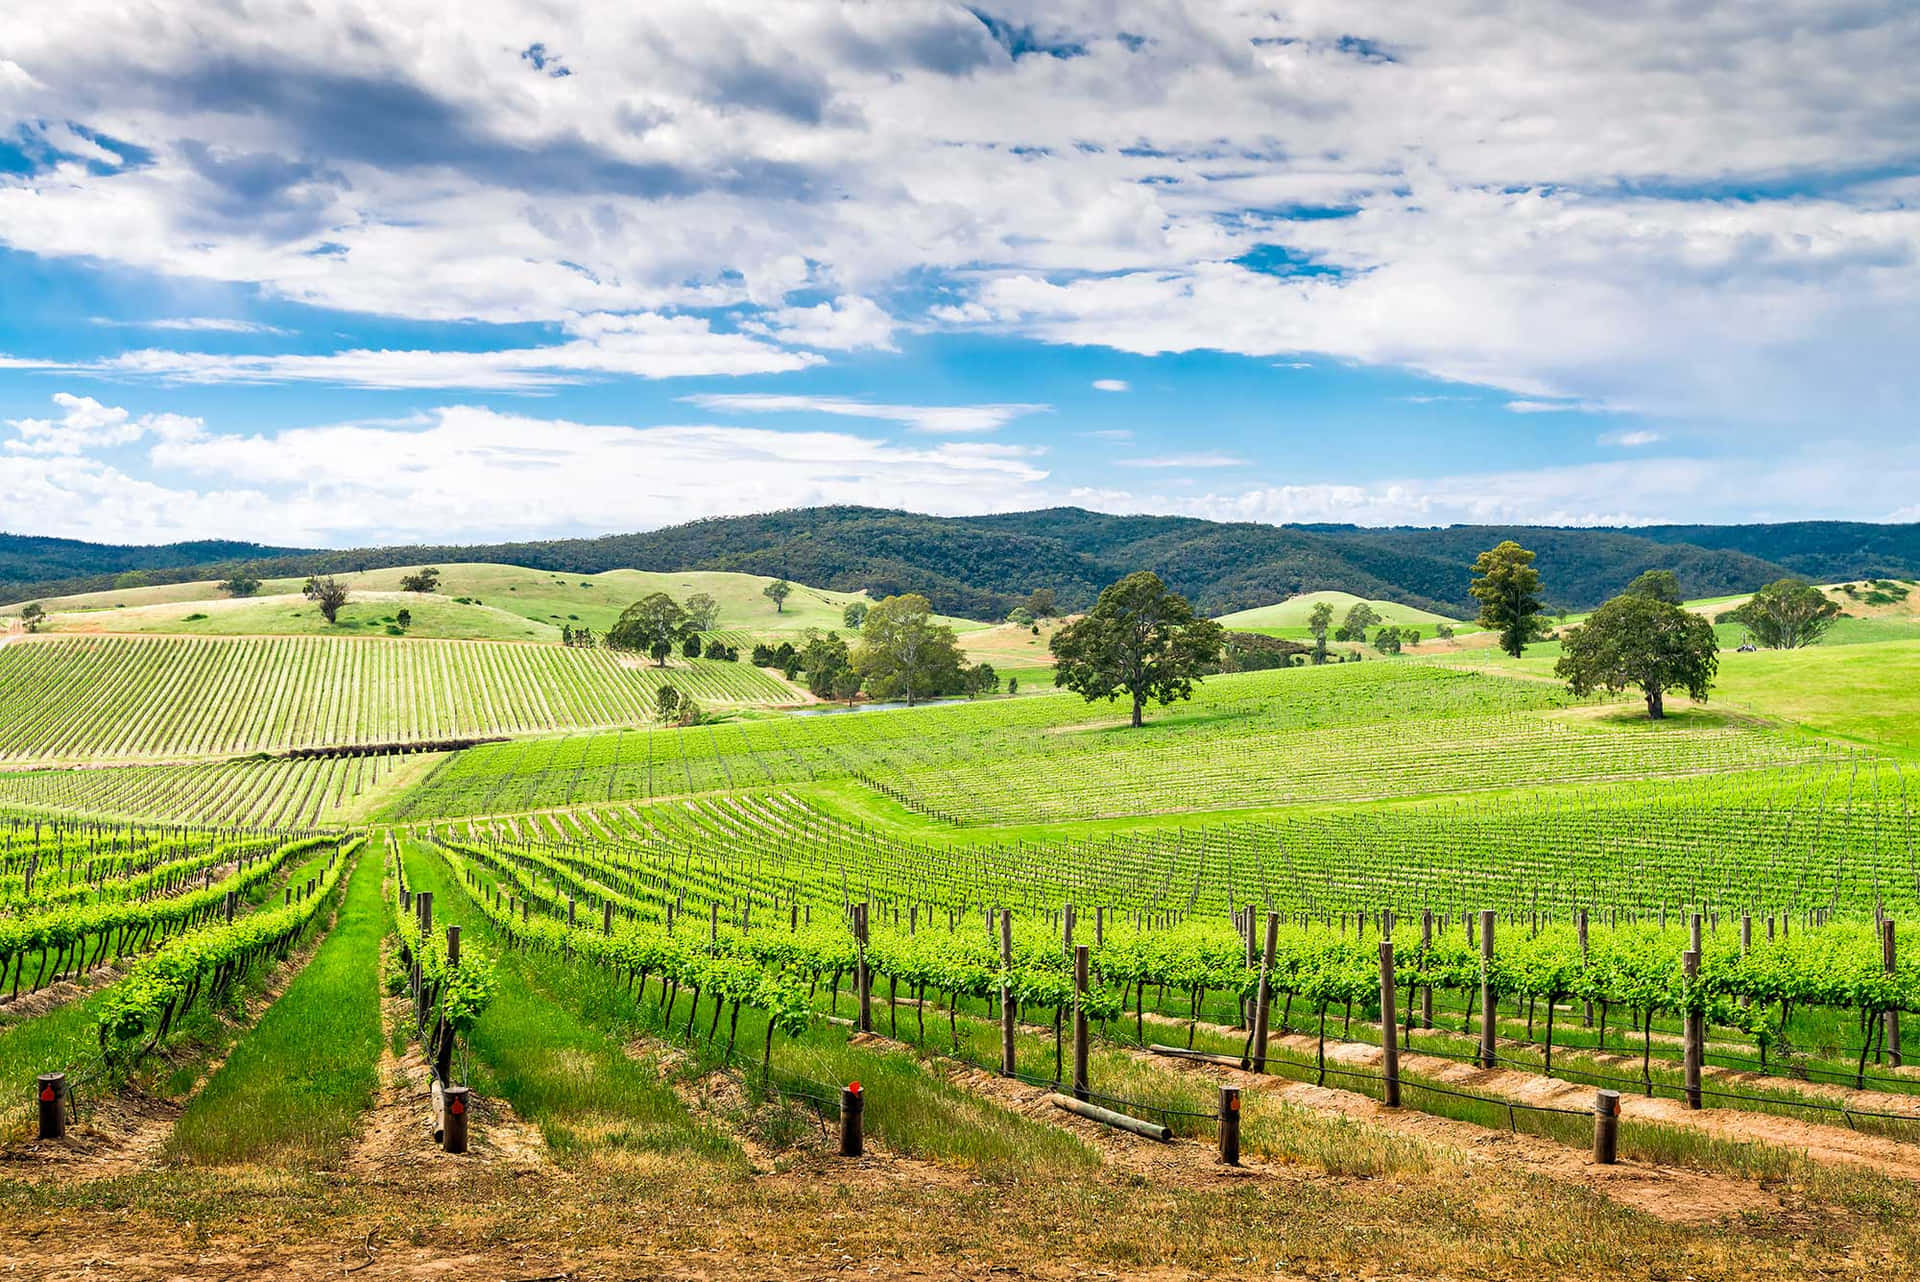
[166,848,385,1166]
[396,840,740,1166]
[0,840,344,1131]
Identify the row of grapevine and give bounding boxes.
[0,633,799,765]
[0,754,410,827]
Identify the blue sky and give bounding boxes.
[2,2,1917,547]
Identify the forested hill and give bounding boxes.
[5,509,1917,619]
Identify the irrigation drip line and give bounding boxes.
[942,1047,1220,1122]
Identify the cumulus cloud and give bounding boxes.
[4,400,1053,544]
[5,392,203,455]
[1091,378,1129,391]
[680,392,1048,433]
[0,0,1910,427]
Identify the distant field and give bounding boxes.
[385,662,1836,823]
[1216,590,1469,638]
[0,633,801,765]
[2,562,987,640]
[0,750,431,826]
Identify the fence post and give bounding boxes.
[839,1082,865,1157]
[1251,912,1279,1072]
[1886,920,1903,1068]
[1478,910,1497,1069]
[1592,1088,1620,1164]
[1218,1085,1241,1166]
[37,1073,66,1140]
[419,891,432,936]
[1000,908,1017,1077]
[1379,940,1400,1107]
[446,925,460,969]
[1072,944,1091,1102]
[1682,948,1703,1109]
[442,1084,469,1154]
[604,901,614,935]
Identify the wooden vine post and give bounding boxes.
[1886,920,1902,1067]
[1419,909,1434,1029]
[1250,912,1278,1072]
[442,1085,469,1155]
[1217,1085,1241,1166]
[1378,940,1400,1107]
[999,908,1017,1077]
[36,1073,65,1140]
[1072,944,1091,1101]
[1682,947,1703,1109]
[1477,910,1497,1070]
[855,903,872,1034]
[839,1082,864,1157]
[1592,1088,1620,1163]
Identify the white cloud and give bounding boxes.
[5,392,203,455]
[1114,453,1247,469]
[6,314,818,389]
[1600,429,1663,447]
[743,295,898,351]
[1091,378,1130,392]
[1506,399,1611,414]
[0,0,1910,431]
[3,401,1053,545]
[92,317,293,335]
[680,392,1048,433]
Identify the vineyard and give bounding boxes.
[7,644,1920,1279]
[0,633,800,764]
[0,752,422,826]
[387,663,1847,822]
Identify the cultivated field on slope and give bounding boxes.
[3,562,987,641]
[382,662,1845,822]
[0,633,799,765]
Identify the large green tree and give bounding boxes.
[1334,601,1380,642]
[682,591,720,632]
[852,593,964,706]
[1049,572,1224,728]
[1730,578,1840,649]
[1624,569,1683,604]
[1307,600,1334,664]
[763,579,792,614]
[1470,541,1544,658]
[608,592,691,665]
[1555,593,1718,719]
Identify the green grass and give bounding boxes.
[9,563,988,641]
[0,841,343,1139]
[167,848,385,1166]
[1216,590,1467,634]
[398,841,743,1164]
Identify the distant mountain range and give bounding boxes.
[6,509,1918,621]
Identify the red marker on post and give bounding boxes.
[839,1081,864,1157]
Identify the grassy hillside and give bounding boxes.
[4,562,986,641]
[1216,590,1468,637]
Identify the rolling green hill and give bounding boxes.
[1216,591,1468,636]
[7,508,1918,622]
[4,563,983,641]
